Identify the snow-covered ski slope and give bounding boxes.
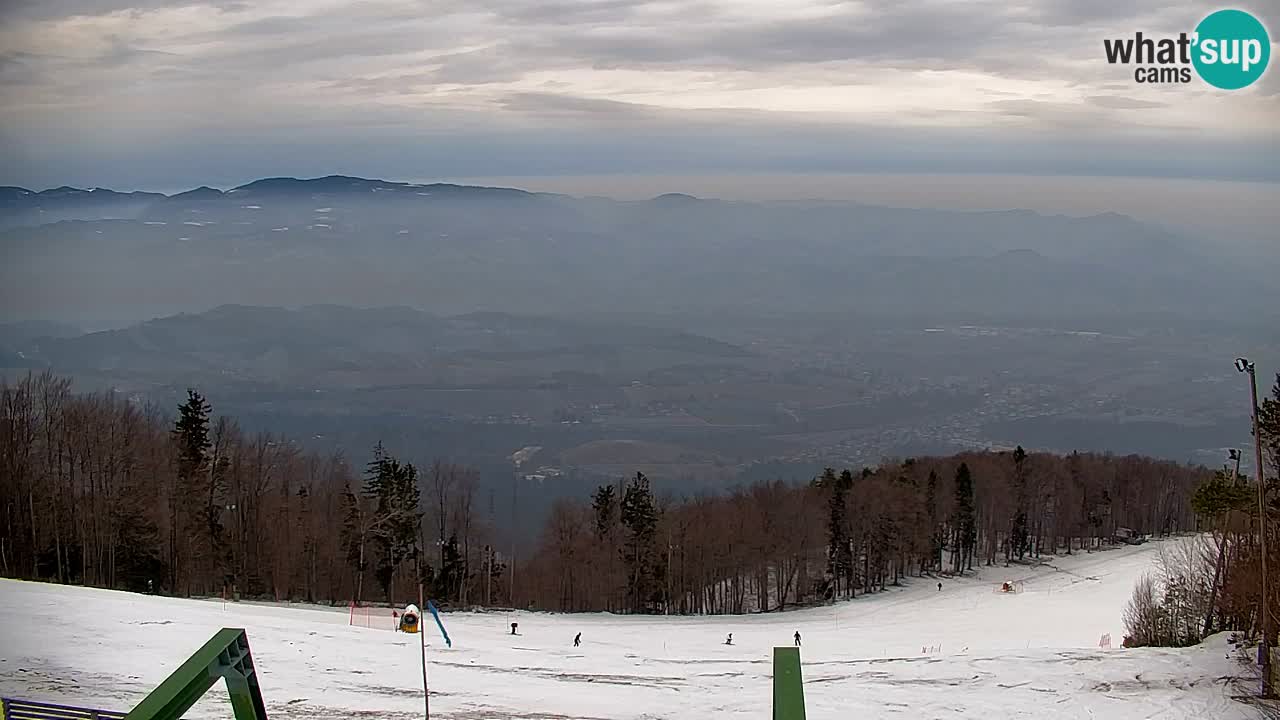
[0,541,1253,719]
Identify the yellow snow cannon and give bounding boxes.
[398,604,421,634]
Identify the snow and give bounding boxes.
[0,541,1255,719]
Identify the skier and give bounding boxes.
[725,633,733,646]
[794,631,801,647]
[574,632,581,647]
[511,622,519,636]
[937,582,942,592]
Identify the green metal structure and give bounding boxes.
[772,646,806,720]
[14,625,802,720]
[123,628,267,720]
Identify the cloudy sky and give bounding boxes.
[0,0,1277,191]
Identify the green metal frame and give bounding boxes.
[124,628,267,720]
[772,646,806,720]
[120,626,804,720]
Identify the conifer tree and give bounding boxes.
[1011,446,1030,562]
[925,469,941,571]
[621,471,657,612]
[953,463,976,573]
[170,389,211,591]
[359,442,422,603]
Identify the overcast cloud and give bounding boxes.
[0,0,1276,189]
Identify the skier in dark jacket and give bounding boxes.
[574,632,581,647]
[794,631,801,647]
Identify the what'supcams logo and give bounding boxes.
[1103,9,1270,89]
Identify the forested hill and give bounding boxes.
[521,454,1208,614]
[0,371,1217,614]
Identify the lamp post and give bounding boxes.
[510,464,517,606]
[666,540,678,615]
[224,503,238,600]
[485,544,492,607]
[1236,357,1272,697]
[507,447,540,608]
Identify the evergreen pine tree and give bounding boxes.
[593,484,617,539]
[925,469,940,571]
[953,463,976,573]
[620,471,657,612]
[817,468,853,597]
[592,482,621,610]
[1259,373,1280,488]
[170,389,212,592]
[359,443,423,603]
[172,389,211,478]
[1010,445,1030,562]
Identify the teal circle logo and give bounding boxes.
[1192,9,1270,89]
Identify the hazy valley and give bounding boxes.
[2,177,1275,513]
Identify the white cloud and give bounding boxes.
[0,0,1276,186]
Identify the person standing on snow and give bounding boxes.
[574,632,581,647]
[794,631,801,647]
[725,633,733,645]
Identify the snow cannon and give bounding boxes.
[994,580,1024,594]
[399,604,421,634]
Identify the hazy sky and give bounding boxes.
[1,0,1277,190]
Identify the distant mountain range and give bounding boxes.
[0,176,543,227]
[1,175,1274,332]
[0,304,749,382]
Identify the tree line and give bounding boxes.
[520,448,1213,614]
[3,370,1262,621]
[0,372,503,607]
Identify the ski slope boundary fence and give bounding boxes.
[349,602,401,630]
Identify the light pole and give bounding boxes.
[1236,357,1272,697]
[510,460,520,607]
[224,503,238,600]
[666,540,677,615]
[485,544,492,607]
